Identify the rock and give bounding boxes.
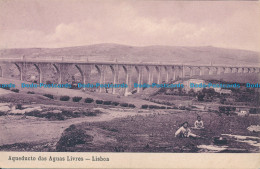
[247,125,260,132]
[11,109,26,114]
[24,107,43,113]
[0,106,11,112]
[52,110,62,114]
[0,103,11,106]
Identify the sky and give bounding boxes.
[0,0,259,51]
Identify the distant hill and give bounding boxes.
[0,43,259,66]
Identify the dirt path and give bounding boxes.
[0,108,152,146]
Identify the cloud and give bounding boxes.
[0,0,259,51]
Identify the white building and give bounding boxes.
[183,79,205,92]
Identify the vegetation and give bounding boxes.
[96,100,103,104]
[72,96,82,102]
[11,89,19,93]
[85,98,94,103]
[60,96,70,101]
[43,94,54,99]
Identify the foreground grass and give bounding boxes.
[50,111,259,152]
[1,110,259,152]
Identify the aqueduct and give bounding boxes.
[0,57,259,96]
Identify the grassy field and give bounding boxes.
[0,77,259,153]
[4,110,258,152]
[62,111,259,153]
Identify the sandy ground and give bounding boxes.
[0,108,151,146]
[0,88,12,95]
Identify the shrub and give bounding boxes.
[27,91,35,94]
[148,105,160,109]
[160,106,166,109]
[25,110,41,117]
[103,101,112,105]
[0,111,6,116]
[45,112,65,120]
[120,103,129,107]
[11,89,19,93]
[62,110,76,117]
[60,96,70,101]
[16,104,23,110]
[85,98,94,103]
[72,96,82,102]
[96,100,103,104]
[43,94,54,99]
[56,125,93,151]
[249,108,259,114]
[141,105,148,109]
[129,104,136,108]
[111,102,120,106]
[179,106,186,110]
[86,111,97,116]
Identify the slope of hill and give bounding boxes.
[0,43,259,66]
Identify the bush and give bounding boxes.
[27,91,35,94]
[25,110,41,117]
[45,112,65,120]
[56,125,93,151]
[160,106,166,109]
[60,96,70,101]
[120,103,129,107]
[43,94,54,99]
[103,101,112,105]
[11,89,19,93]
[96,100,103,104]
[148,105,160,109]
[249,108,260,114]
[111,102,120,106]
[61,110,80,118]
[141,105,148,109]
[85,98,94,103]
[72,96,82,102]
[85,111,97,116]
[129,104,136,108]
[0,111,6,116]
[16,104,23,110]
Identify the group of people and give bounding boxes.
[174,116,204,138]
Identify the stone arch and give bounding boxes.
[75,65,84,83]
[184,66,192,77]
[217,67,225,74]
[225,67,232,73]
[172,66,183,80]
[203,67,210,75]
[144,66,151,84]
[14,63,23,80]
[191,66,201,76]
[33,64,42,83]
[52,64,61,83]
[162,66,170,83]
[210,67,218,75]
[249,68,255,73]
[155,66,161,84]
[231,67,238,73]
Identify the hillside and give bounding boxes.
[0,43,259,66]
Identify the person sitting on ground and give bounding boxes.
[194,116,204,129]
[175,122,199,138]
